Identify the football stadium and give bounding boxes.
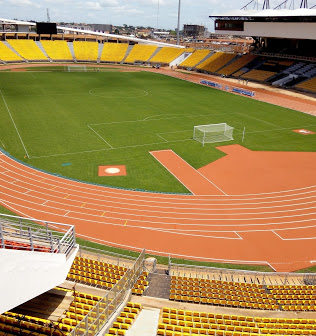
[0,1,316,335]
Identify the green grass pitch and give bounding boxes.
[0,68,315,193]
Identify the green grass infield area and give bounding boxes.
[0,68,315,193]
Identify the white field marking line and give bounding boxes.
[64,211,70,216]
[167,149,228,196]
[30,138,194,159]
[155,133,168,142]
[272,230,316,241]
[0,198,243,239]
[149,151,196,195]
[88,88,148,99]
[238,112,280,128]
[0,139,5,149]
[4,185,315,228]
[3,179,315,219]
[0,90,30,158]
[2,175,315,214]
[233,125,316,135]
[88,111,238,126]
[87,124,114,149]
[29,72,36,79]
[157,129,192,135]
[1,157,316,204]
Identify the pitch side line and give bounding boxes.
[87,124,114,149]
[0,90,29,158]
[1,156,316,204]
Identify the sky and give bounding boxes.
[0,0,312,31]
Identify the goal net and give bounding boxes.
[193,123,234,146]
[67,65,87,72]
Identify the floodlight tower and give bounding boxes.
[176,0,181,45]
[47,8,50,22]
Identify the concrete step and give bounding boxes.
[145,268,171,299]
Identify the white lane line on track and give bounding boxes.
[1,179,315,219]
[1,155,316,200]
[2,195,316,232]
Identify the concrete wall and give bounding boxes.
[0,245,78,314]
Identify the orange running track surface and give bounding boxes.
[1,148,316,272]
[150,150,226,196]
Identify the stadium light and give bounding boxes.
[177,0,181,45]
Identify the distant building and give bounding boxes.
[183,24,206,38]
[91,24,112,33]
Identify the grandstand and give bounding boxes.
[0,41,23,62]
[100,43,128,63]
[150,47,186,64]
[178,49,211,68]
[7,39,48,61]
[296,77,316,93]
[241,69,277,82]
[196,52,236,73]
[217,54,257,76]
[124,44,157,63]
[73,41,99,61]
[41,40,73,61]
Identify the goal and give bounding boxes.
[66,65,87,72]
[193,123,234,146]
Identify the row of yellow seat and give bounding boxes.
[196,52,236,73]
[157,307,316,336]
[105,302,142,336]
[179,49,211,68]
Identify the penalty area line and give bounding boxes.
[87,124,114,149]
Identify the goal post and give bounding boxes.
[193,123,234,146]
[67,65,87,72]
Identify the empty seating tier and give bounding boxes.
[169,276,279,310]
[67,256,127,289]
[8,40,48,61]
[73,41,98,61]
[157,307,316,336]
[179,50,211,68]
[267,284,316,312]
[100,43,128,63]
[150,47,184,64]
[124,44,157,63]
[296,77,316,93]
[196,52,236,73]
[41,40,73,60]
[241,69,276,81]
[105,302,142,336]
[217,54,257,76]
[0,42,23,62]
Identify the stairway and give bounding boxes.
[147,47,162,62]
[145,268,171,299]
[67,42,76,61]
[35,41,51,61]
[121,44,134,63]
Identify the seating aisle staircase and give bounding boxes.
[145,268,171,299]
[35,41,51,61]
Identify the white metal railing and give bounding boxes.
[169,260,316,286]
[68,249,146,336]
[0,214,76,256]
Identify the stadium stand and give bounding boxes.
[178,49,211,68]
[157,307,316,336]
[169,276,279,310]
[296,77,316,93]
[100,43,129,63]
[40,40,73,61]
[73,41,98,61]
[196,52,236,73]
[150,47,185,64]
[217,54,257,76]
[67,255,149,294]
[267,284,316,312]
[0,41,23,62]
[7,40,48,61]
[241,69,277,81]
[105,302,142,336]
[124,44,157,63]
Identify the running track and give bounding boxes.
[1,64,316,272]
[1,150,316,272]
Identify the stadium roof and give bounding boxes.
[0,18,184,48]
[210,8,316,18]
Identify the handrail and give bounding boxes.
[0,213,76,256]
[68,249,146,336]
